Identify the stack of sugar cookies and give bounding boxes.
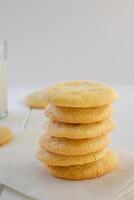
[37,81,118,180]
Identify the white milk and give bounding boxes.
[0,63,7,113]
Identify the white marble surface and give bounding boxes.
[0,86,134,200]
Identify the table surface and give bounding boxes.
[0,86,134,200]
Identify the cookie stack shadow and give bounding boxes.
[37,81,118,180]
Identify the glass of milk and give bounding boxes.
[0,40,8,119]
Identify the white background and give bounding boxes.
[0,0,134,88]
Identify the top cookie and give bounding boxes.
[42,81,118,108]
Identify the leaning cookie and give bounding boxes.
[42,80,118,108]
[37,147,107,166]
[39,133,110,156]
[25,90,47,109]
[45,104,114,124]
[0,125,14,145]
[47,149,118,180]
[45,117,115,139]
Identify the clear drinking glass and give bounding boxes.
[0,40,8,119]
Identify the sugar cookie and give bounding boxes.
[42,81,118,108]
[45,104,114,124]
[39,133,110,155]
[26,90,47,109]
[0,125,13,145]
[45,117,115,139]
[47,149,118,180]
[37,147,107,166]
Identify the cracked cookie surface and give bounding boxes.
[37,147,107,166]
[45,117,115,139]
[39,133,110,155]
[47,149,118,180]
[45,104,114,124]
[42,80,118,108]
